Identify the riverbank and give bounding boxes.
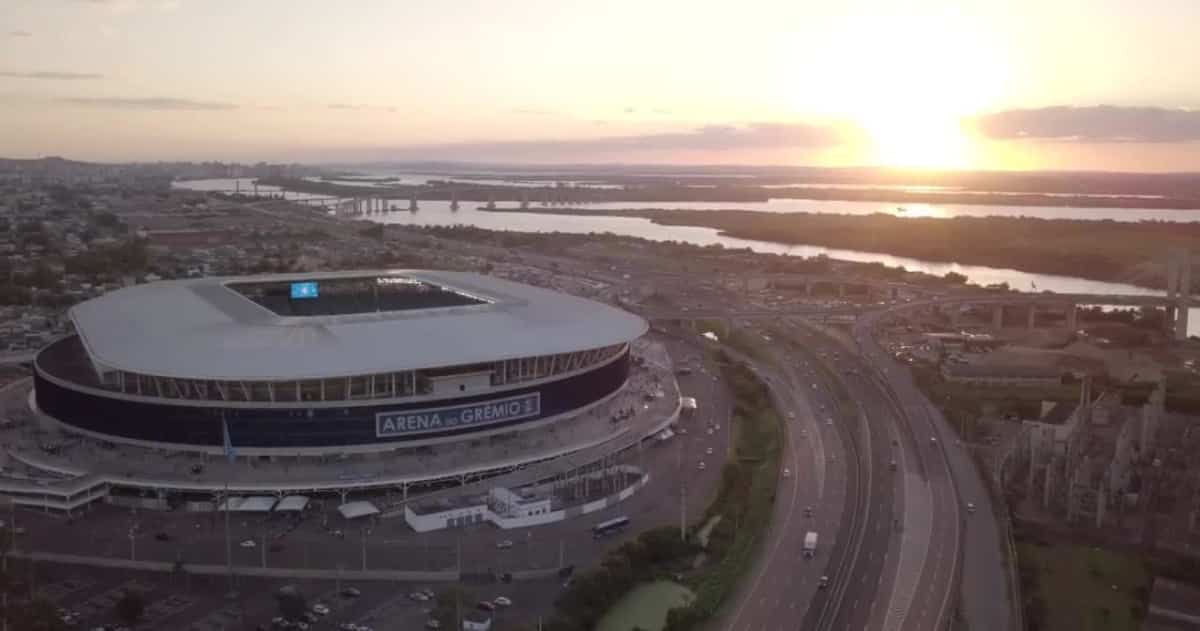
[252,176,1200,210]
[478,207,1200,290]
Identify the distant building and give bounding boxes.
[1021,379,1165,528]
[940,362,1063,388]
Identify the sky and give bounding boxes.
[2,0,1200,171]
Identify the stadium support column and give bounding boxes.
[1027,304,1037,329]
[1066,303,1078,331]
[992,305,1003,329]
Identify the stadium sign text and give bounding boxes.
[376,392,541,437]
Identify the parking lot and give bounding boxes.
[8,336,732,630]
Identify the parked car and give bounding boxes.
[495,540,513,549]
[340,587,362,598]
[312,603,330,615]
[493,596,512,607]
[239,539,256,548]
[477,601,496,612]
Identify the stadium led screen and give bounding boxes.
[290,281,319,299]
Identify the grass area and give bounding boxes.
[1016,542,1148,631]
[549,349,782,631]
[655,351,782,630]
[596,581,695,631]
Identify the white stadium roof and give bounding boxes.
[69,270,647,381]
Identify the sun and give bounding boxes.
[798,10,1009,169]
[860,110,973,169]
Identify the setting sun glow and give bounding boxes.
[804,10,1010,169]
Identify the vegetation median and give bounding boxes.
[547,350,782,631]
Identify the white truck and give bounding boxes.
[803,531,818,558]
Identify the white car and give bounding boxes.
[697,461,706,471]
[410,592,430,602]
[495,540,514,549]
[783,468,791,478]
[705,447,714,455]
[239,539,256,548]
[493,596,512,607]
[312,603,330,616]
[966,502,977,514]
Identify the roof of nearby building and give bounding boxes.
[67,270,648,381]
[942,363,1063,380]
[1143,578,1200,631]
[337,500,380,520]
[218,496,277,512]
[274,495,310,512]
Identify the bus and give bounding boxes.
[592,516,630,538]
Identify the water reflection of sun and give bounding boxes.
[891,204,950,218]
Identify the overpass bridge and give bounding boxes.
[640,289,1198,338]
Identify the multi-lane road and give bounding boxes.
[856,309,1011,631]
[708,308,1011,631]
[717,341,850,631]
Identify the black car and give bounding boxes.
[155,532,171,542]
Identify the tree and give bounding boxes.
[115,590,145,625]
[359,224,384,240]
[276,584,307,621]
[943,271,968,284]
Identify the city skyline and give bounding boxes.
[2,0,1200,171]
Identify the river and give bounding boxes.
[172,178,1196,334]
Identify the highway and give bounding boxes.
[706,314,981,631]
[717,320,912,631]
[716,342,851,631]
[855,309,1011,631]
[773,321,905,631]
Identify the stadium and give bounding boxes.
[0,269,683,514]
[33,270,649,455]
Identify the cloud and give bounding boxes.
[974,105,1200,143]
[58,96,236,110]
[71,0,180,11]
[0,71,103,80]
[373,122,848,161]
[511,107,556,116]
[7,30,32,38]
[329,103,396,112]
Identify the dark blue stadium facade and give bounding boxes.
[33,335,631,451]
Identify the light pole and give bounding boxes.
[2,497,13,631]
[360,528,367,571]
